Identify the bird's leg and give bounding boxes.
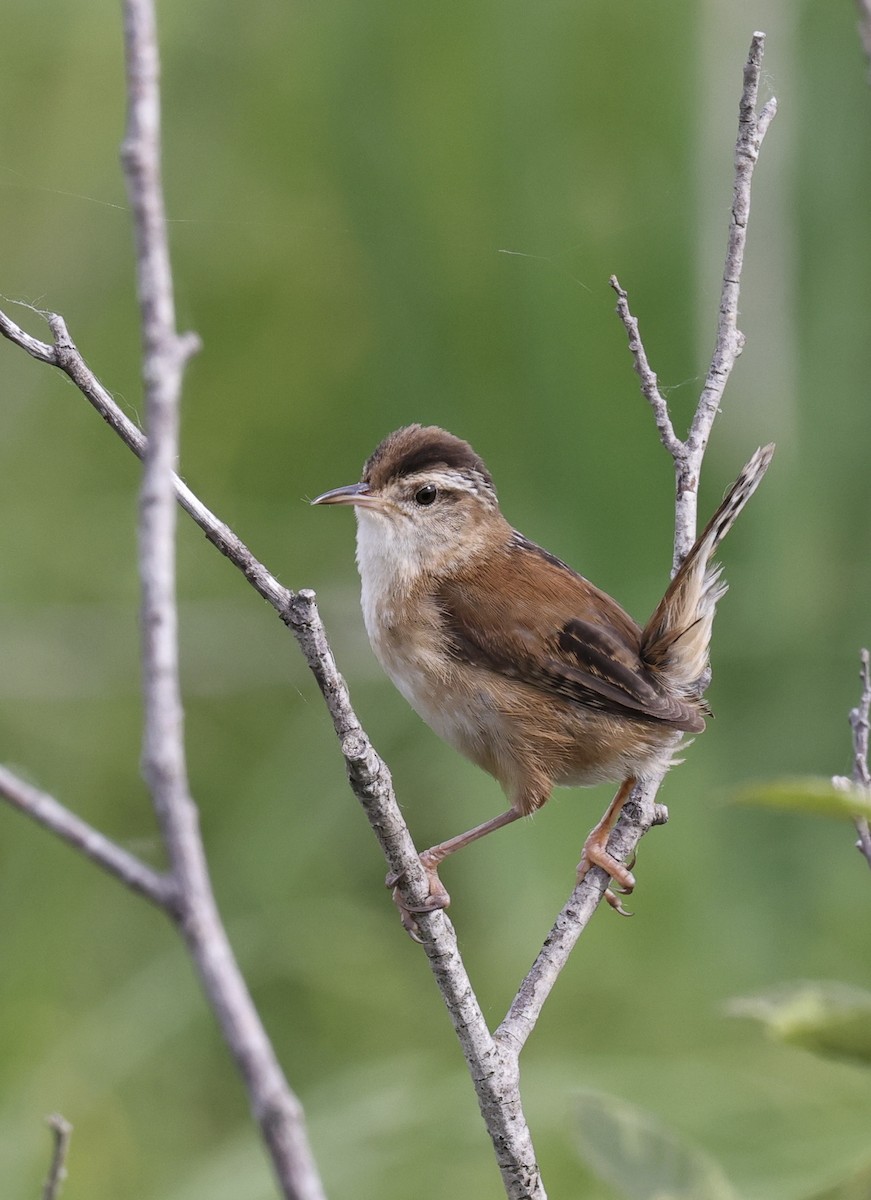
[387,808,522,932]
[577,777,637,915]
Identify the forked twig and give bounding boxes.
[498,32,775,1054]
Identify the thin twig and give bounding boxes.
[0,766,173,909]
[0,310,292,613]
[857,0,871,81]
[682,31,776,562]
[608,277,682,459]
[498,32,775,1053]
[849,649,871,868]
[40,1114,72,1200]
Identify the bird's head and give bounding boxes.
[312,425,506,578]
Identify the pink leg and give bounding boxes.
[388,808,522,936]
[577,777,637,915]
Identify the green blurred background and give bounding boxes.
[2,1,871,1197]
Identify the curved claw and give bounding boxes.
[603,889,634,917]
[392,889,425,942]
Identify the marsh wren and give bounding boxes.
[313,426,773,927]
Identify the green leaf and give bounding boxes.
[731,777,871,820]
[573,1089,739,1200]
[727,981,871,1067]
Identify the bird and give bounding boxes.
[312,425,773,930]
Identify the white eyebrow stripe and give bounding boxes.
[400,468,498,504]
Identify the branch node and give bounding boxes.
[178,330,203,364]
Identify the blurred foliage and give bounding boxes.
[1,1,871,1198]
[727,981,871,1068]
[733,777,871,819]
[573,1088,740,1200]
[807,1160,871,1200]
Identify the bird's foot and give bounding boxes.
[577,839,636,917]
[385,854,451,941]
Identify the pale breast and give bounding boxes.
[354,510,680,802]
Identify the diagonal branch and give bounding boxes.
[0,765,173,910]
[608,276,681,458]
[286,591,544,1198]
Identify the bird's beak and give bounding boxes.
[310,482,381,509]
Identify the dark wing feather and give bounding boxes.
[437,533,704,732]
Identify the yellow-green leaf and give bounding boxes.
[727,981,871,1067]
[731,777,871,820]
[573,1089,739,1200]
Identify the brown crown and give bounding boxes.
[362,425,493,491]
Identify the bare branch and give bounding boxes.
[682,31,776,559]
[849,648,871,867]
[857,0,871,81]
[609,276,682,459]
[1,304,544,1188]
[500,32,775,1051]
[118,5,327,1199]
[0,305,57,363]
[2,294,545,1187]
[0,765,173,909]
[498,772,664,1054]
[41,1114,73,1200]
[609,38,774,571]
[121,0,194,830]
[0,311,295,619]
[285,591,545,1198]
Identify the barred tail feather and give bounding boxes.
[641,444,774,693]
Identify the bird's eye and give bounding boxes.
[414,484,438,507]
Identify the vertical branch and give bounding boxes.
[679,32,776,563]
[610,36,774,567]
[119,4,326,1198]
[122,0,194,878]
[857,0,871,81]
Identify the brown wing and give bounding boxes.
[437,532,704,732]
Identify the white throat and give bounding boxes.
[354,509,423,637]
